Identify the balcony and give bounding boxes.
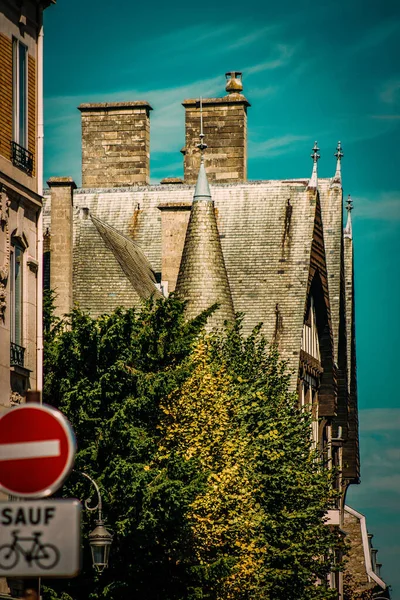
[10,342,25,368]
[11,141,33,176]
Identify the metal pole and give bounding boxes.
[23,391,41,600]
[75,471,103,523]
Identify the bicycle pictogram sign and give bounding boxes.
[0,499,81,577]
[0,530,60,570]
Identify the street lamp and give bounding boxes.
[88,519,113,573]
[78,471,113,573]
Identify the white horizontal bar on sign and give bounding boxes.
[0,440,61,461]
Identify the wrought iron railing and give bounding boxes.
[11,141,33,176]
[10,342,25,367]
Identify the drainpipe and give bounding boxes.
[36,6,44,397]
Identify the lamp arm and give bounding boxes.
[74,470,103,523]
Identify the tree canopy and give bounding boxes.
[42,293,341,600]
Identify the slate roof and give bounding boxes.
[43,176,341,387]
[90,215,161,300]
[318,178,343,365]
[175,161,235,328]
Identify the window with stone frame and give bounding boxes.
[12,37,28,149]
[10,241,24,350]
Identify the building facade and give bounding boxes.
[0,0,55,594]
[0,0,54,411]
[43,72,389,598]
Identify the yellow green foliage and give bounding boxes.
[157,324,341,599]
[43,295,342,600]
[160,339,263,597]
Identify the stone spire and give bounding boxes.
[344,194,353,239]
[307,141,320,189]
[331,141,343,186]
[175,99,235,328]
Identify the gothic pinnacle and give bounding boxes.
[334,141,344,181]
[308,141,320,189]
[344,194,353,239]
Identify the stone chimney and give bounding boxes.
[175,159,234,328]
[47,177,76,318]
[181,72,250,184]
[78,101,152,188]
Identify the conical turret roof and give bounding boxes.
[175,160,234,328]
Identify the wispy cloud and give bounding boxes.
[354,192,400,221]
[248,134,309,158]
[227,24,281,51]
[359,408,400,431]
[380,79,400,105]
[245,44,296,75]
[134,23,238,61]
[350,19,399,54]
[371,114,400,120]
[348,409,400,514]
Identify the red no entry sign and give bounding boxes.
[0,404,76,498]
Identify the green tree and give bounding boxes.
[156,322,341,599]
[42,295,341,600]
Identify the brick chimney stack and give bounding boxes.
[47,177,76,318]
[181,72,250,184]
[78,101,152,188]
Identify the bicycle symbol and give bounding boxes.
[0,530,60,570]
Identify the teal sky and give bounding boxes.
[43,0,400,595]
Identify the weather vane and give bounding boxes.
[335,141,344,162]
[196,97,208,160]
[311,141,320,163]
[346,194,353,213]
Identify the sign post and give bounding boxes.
[0,403,81,578]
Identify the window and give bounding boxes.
[12,38,28,148]
[301,296,321,361]
[301,375,319,447]
[10,243,23,347]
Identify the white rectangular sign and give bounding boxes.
[0,499,81,577]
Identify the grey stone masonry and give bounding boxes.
[182,95,250,184]
[47,177,76,318]
[78,102,152,188]
[343,232,360,481]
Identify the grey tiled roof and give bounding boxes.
[318,179,343,365]
[90,215,161,300]
[44,177,340,387]
[175,163,235,328]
